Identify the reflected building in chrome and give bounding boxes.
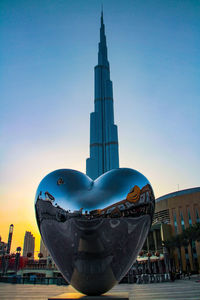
[86,11,119,180]
[35,168,155,295]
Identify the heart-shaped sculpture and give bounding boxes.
[35,168,155,295]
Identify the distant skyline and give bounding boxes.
[1,0,199,253]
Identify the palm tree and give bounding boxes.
[162,239,174,257]
[182,224,200,271]
[193,223,200,241]
[171,235,185,272]
[163,223,200,273]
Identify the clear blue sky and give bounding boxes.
[0,0,199,249]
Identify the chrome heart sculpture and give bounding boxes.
[35,168,155,295]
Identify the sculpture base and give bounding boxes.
[48,292,129,300]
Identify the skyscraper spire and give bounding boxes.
[98,7,108,67]
[86,12,119,180]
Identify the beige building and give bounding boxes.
[40,238,49,259]
[0,236,7,255]
[23,231,35,258]
[152,187,200,272]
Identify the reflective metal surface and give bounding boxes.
[35,168,155,295]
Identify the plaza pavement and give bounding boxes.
[0,277,200,300]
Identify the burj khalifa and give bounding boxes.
[86,11,119,180]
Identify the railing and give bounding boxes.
[0,276,68,285]
[19,265,56,270]
[0,265,57,272]
[119,273,170,284]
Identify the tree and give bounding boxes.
[182,224,200,271]
[162,239,175,257]
[171,235,186,272]
[163,223,200,272]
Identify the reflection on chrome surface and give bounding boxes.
[35,168,155,295]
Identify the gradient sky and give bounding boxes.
[1,0,200,254]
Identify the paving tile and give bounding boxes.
[0,281,200,300]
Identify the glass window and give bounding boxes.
[188,209,192,227]
[196,209,200,223]
[180,211,185,231]
[173,212,178,234]
[192,241,197,254]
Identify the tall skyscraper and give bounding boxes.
[86,11,119,180]
[23,231,35,257]
[6,224,14,254]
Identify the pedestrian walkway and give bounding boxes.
[0,279,200,300]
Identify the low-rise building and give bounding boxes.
[143,187,200,272]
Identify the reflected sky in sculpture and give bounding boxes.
[35,168,155,295]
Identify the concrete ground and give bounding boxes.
[0,277,200,300]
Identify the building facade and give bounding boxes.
[40,238,49,259]
[151,187,200,272]
[136,187,200,274]
[0,236,7,256]
[23,231,35,258]
[86,11,119,180]
[6,224,14,254]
